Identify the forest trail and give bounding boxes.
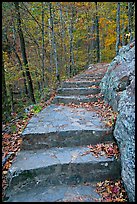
[5,63,121,202]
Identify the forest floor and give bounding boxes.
[2,63,128,202]
[2,95,55,199]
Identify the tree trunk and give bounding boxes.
[116,2,120,55]
[69,5,75,77]
[41,2,45,89]
[9,84,14,113]
[58,2,67,74]
[2,56,10,119]
[87,25,91,65]
[90,19,96,63]
[14,2,35,104]
[128,2,134,42]
[95,2,100,63]
[49,2,60,84]
[121,22,125,46]
[48,18,53,74]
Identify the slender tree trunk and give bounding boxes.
[41,2,45,89]
[116,2,120,55]
[95,2,100,63]
[87,33,90,65]
[65,8,70,77]
[9,84,14,113]
[128,2,134,42]
[121,6,125,46]
[2,56,10,118]
[121,2,126,46]
[90,18,96,63]
[49,2,60,83]
[87,25,91,65]
[2,57,7,107]
[14,2,35,103]
[48,18,53,74]
[58,2,67,74]
[69,5,75,77]
[76,41,79,67]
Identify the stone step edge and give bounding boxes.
[62,80,101,83]
[53,95,102,99]
[57,87,100,91]
[61,81,101,88]
[5,182,103,202]
[7,146,120,193]
[73,76,103,79]
[53,95,103,102]
[9,145,119,174]
[57,88,101,96]
[21,127,113,150]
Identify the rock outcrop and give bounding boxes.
[100,40,135,202]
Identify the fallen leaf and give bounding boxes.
[3,171,8,175]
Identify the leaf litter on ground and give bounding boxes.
[81,142,120,159]
[61,99,118,128]
[96,179,128,202]
[2,93,55,199]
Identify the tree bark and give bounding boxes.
[87,25,91,65]
[128,2,134,42]
[116,2,120,55]
[48,18,53,74]
[95,2,100,63]
[68,5,75,77]
[41,2,45,89]
[58,2,67,72]
[49,2,60,84]
[14,2,35,103]
[2,55,10,118]
[9,83,14,113]
[90,18,96,63]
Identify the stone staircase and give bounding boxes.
[5,63,121,202]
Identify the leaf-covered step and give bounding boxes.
[6,145,121,201]
[57,87,101,96]
[21,104,113,150]
[61,80,101,88]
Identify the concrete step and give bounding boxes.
[57,87,101,96]
[5,182,102,202]
[5,146,121,202]
[53,94,103,105]
[21,104,113,150]
[61,80,101,88]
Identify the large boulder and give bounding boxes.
[100,40,135,111]
[100,40,135,202]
